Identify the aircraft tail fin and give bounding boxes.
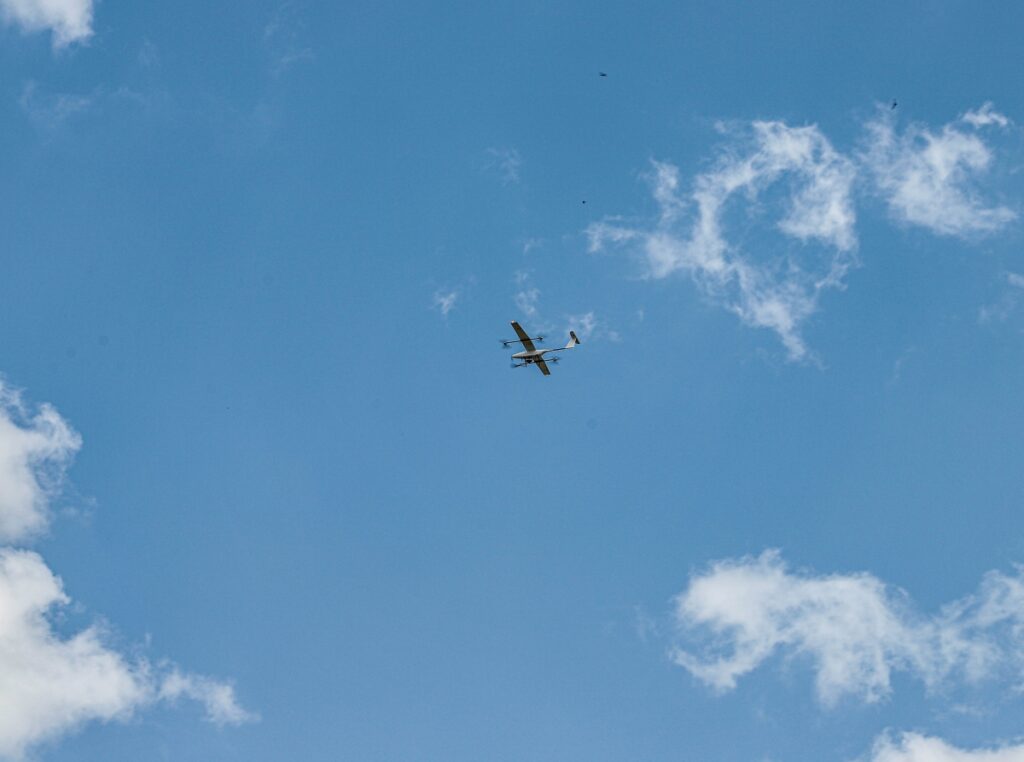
[566,331,580,348]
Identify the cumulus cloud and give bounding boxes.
[671,550,1024,706]
[0,548,145,758]
[0,382,251,758]
[588,121,858,360]
[0,383,80,543]
[0,0,93,47]
[0,549,250,759]
[869,732,1024,762]
[862,109,1015,237]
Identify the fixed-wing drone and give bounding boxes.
[503,320,581,376]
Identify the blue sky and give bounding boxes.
[2,1,1024,760]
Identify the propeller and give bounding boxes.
[501,336,544,348]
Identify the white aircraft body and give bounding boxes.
[503,320,581,376]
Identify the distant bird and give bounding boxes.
[582,200,587,204]
[891,100,898,110]
[599,72,608,77]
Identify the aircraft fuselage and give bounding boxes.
[512,349,548,360]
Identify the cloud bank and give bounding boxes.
[0,381,251,759]
[671,550,1024,707]
[0,0,92,47]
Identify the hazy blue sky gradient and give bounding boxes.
[2,2,1024,760]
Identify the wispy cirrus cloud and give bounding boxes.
[19,80,172,134]
[513,270,541,319]
[671,550,1024,707]
[19,80,94,131]
[861,108,1016,237]
[511,273,616,342]
[0,381,252,759]
[485,147,522,185]
[567,311,598,341]
[0,0,92,47]
[961,102,1012,130]
[432,288,459,317]
[264,2,314,78]
[589,121,858,361]
[158,670,254,726]
[566,310,619,342]
[590,104,1019,360]
[979,271,1024,324]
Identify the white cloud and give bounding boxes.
[588,121,858,360]
[0,382,80,543]
[0,549,251,759]
[521,238,543,255]
[962,103,1011,129]
[566,311,597,340]
[0,0,92,47]
[263,3,313,78]
[19,81,94,131]
[158,670,255,726]
[979,272,1024,324]
[514,271,541,319]
[671,550,1024,706]
[0,548,146,758]
[0,382,252,758]
[869,732,1024,762]
[515,288,540,318]
[565,311,619,342]
[862,109,1015,237]
[585,221,639,251]
[432,289,459,317]
[510,274,615,342]
[485,147,522,184]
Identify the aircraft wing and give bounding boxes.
[510,321,536,352]
[534,357,551,376]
